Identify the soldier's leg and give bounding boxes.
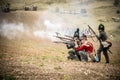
[68,50,76,60]
[75,51,81,61]
[103,49,109,63]
[79,51,88,62]
[97,47,102,62]
[84,52,88,62]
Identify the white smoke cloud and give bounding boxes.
[44,20,62,31]
[0,20,24,39]
[33,19,71,41]
[33,9,75,41]
[0,19,89,41]
[33,17,91,41]
[0,0,94,41]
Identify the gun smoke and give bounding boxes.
[0,0,94,41]
[0,19,90,41]
[0,20,24,39]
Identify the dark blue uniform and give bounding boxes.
[97,31,109,63]
[73,28,80,39]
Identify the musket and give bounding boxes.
[54,32,74,41]
[53,41,68,44]
[88,25,99,39]
[87,27,97,42]
[54,36,75,41]
[64,35,73,39]
[53,41,75,49]
[88,25,112,54]
[55,32,60,36]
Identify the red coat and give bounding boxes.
[75,41,93,54]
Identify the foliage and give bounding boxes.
[0,75,16,80]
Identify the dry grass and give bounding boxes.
[0,0,120,80]
[0,33,120,80]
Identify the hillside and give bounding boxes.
[0,0,120,80]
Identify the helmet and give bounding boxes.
[76,28,79,32]
[98,24,104,31]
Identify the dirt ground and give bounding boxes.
[0,0,120,80]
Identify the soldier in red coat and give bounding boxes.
[75,34,95,62]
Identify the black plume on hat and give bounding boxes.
[98,24,104,31]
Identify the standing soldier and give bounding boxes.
[96,24,109,63]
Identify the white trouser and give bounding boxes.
[79,50,88,62]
